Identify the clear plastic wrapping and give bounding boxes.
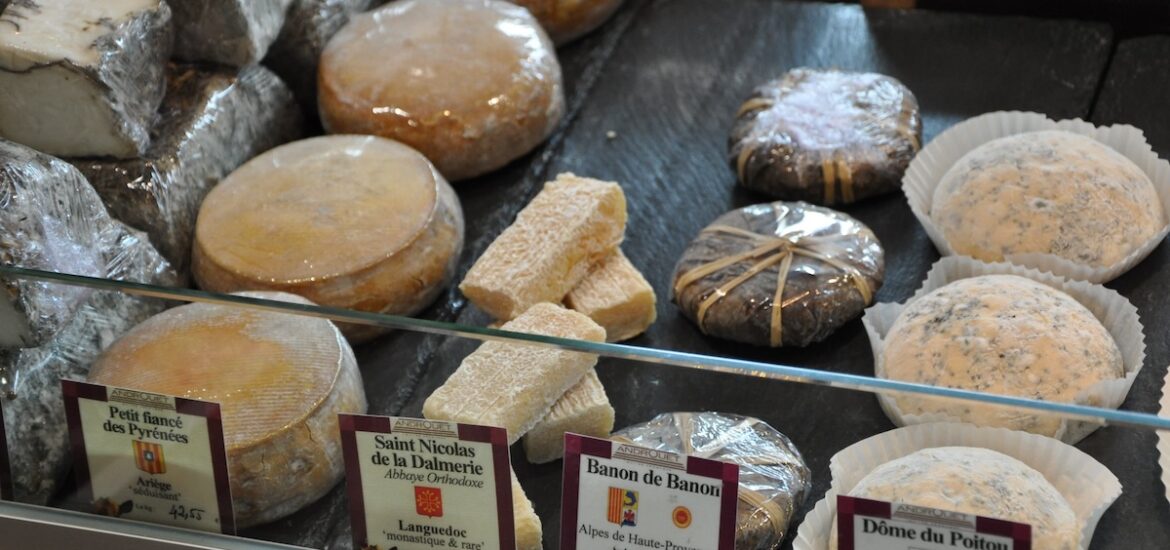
[0,0,171,158]
[263,0,378,120]
[191,135,465,342]
[0,143,176,502]
[611,412,812,550]
[0,139,108,348]
[318,0,565,181]
[71,63,304,279]
[672,201,884,347]
[170,0,292,67]
[728,68,921,205]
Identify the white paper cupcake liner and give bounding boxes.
[861,256,1146,444]
[1158,369,1170,505]
[793,423,1122,550]
[902,111,1170,283]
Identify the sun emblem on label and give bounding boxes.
[672,506,692,528]
[414,486,443,517]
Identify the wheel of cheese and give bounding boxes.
[931,130,1164,268]
[829,447,1080,550]
[88,292,367,528]
[511,0,626,45]
[191,135,464,341]
[881,275,1123,439]
[318,0,565,181]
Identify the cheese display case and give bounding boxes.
[2,0,1170,549]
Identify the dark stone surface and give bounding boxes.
[1080,34,1170,550]
[389,2,1122,549]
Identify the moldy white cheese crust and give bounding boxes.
[882,275,1123,438]
[931,130,1164,268]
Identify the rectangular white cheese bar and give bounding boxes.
[423,303,605,444]
[523,369,614,463]
[0,0,171,158]
[565,249,657,342]
[71,64,304,278]
[171,0,293,67]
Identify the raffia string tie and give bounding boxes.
[674,224,873,347]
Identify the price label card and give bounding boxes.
[560,433,739,550]
[837,496,1032,550]
[0,401,11,501]
[340,414,513,550]
[61,380,234,534]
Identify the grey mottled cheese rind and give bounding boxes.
[829,447,1079,550]
[729,68,921,205]
[71,64,304,279]
[931,130,1164,268]
[171,0,293,67]
[672,201,884,347]
[0,1,172,158]
[2,217,176,504]
[882,275,1123,438]
[0,138,109,348]
[263,0,376,122]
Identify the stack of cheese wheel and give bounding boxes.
[192,135,464,341]
[88,292,367,528]
[318,0,565,181]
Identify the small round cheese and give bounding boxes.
[318,0,565,181]
[882,275,1123,438]
[511,0,626,45]
[931,130,1164,267]
[192,135,464,341]
[89,292,367,528]
[830,447,1079,550]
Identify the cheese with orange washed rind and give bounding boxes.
[461,173,626,320]
[423,302,605,444]
[88,291,367,528]
[192,135,464,342]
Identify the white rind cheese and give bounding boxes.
[171,0,293,67]
[0,0,171,158]
[88,292,368,527]
[931,130,1164,267]
[882,275,1123,437]
[830,447,1079,550]
[423,303,605,444]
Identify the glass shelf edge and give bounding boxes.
[4,265,1168,433]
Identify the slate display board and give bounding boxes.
[164,2,1165,549]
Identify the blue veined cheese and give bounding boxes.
[830,447,1079,550]
[931,130,1164,267]
[171,0,293,67]
[0,0,171,158]
[882,275,1123,437]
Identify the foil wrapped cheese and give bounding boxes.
[171,0,292,67]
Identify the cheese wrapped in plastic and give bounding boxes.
[0,0,171,158]
[72,64,304,278]
[171,0,292,67]
[612,413,811,550]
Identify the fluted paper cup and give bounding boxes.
[793,423,1122,550]
[862,256,1145,444]
[902,111,1170,283]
